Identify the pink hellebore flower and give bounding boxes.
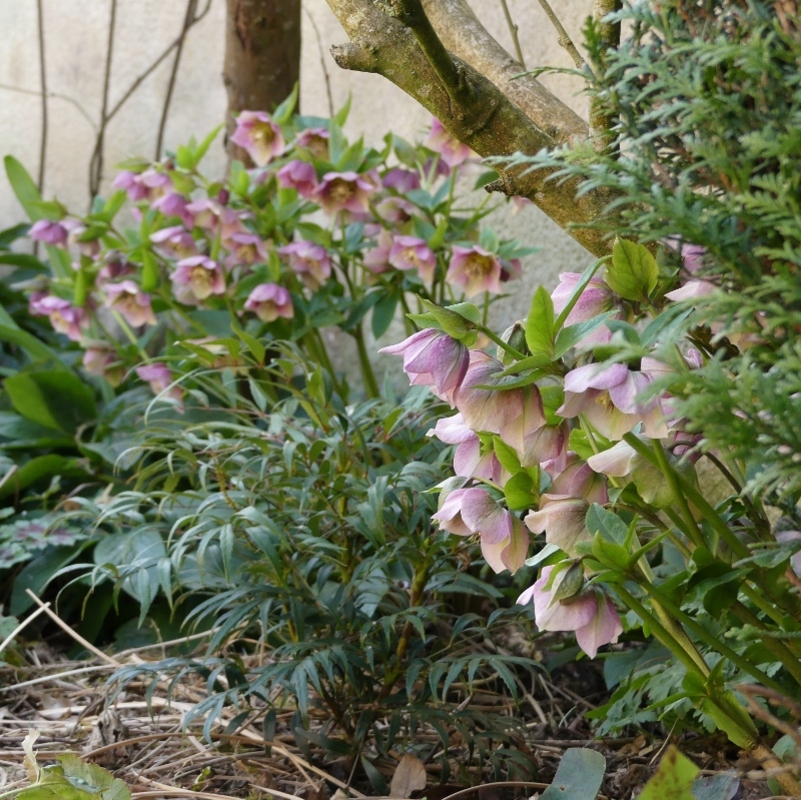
[113,169,171,202]
[551,272,616,345]
[518,565,622,659]
[225,232,269,269]
[389,235,437,285]
[379,328,469,406]
[29,294,88,341]
[382,167,420,194]
[151,191,194,227]
[82,343,124,386]
[278,240,332,289]
[314,171,378,216]
[363,230,393,275]
[185,199,245,239]
[244,283,294,323]
[558,360,669,441]
[447,245,503,298]
[150,226,198,260]
[172,256,226,305]
[136,363,182,402]
[425,118,473,168]
[665,279,716,302]
[454,350,530,435]
[525,461,608,557]
[295,127,330,159]
[428,413,505,483]
[375,196,415,225]
[231,110,285,166]
[104,281,157,327]
[434,487,529,574]
[277,160,319,199]
[29,219,68,246]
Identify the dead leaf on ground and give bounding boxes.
[389,753,427,798]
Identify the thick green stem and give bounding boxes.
[615,584,707,676]
[353,325,380,399]
[651,438,704,547]
[644,581,786,693]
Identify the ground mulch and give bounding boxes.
[0,607,781,800]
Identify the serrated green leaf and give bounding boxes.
[525,286,555,359]
[607,238,659,301]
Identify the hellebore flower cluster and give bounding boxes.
[20,107,524,411]
[382,234,723,660]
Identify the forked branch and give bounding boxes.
[325,0,615,256]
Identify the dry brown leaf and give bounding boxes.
[389,753,427,798]
[21,729,41,783]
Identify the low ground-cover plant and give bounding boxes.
[0,97,530,634]
[1,101,546,783]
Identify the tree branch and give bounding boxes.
[421,0,588,145]
[325,0,614,256]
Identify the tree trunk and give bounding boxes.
[223,0,301,158]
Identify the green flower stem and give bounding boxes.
[352,324,380,399]
[301,329,344,398]
[476,323,527,361]
[741,582,792,629]
[618,502,693,560]
[615,583,708,677]
[704,453,770,539]
[376,556,430,701]
[651,438,705,549]
[643,581,786,693]
[731,601,801,687]
[624,433,746,558]
[110,310,149,362]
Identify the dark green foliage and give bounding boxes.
[517,0,801,500]
[59,342,540,780]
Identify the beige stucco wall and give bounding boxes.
[0,0,595,320]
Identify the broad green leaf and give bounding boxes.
[606,238,659,301]
[5,156,42,220]
[5,369,97,433]
[192,124,224,168]
[525,285,555,359]
[371,292,398,339]
[586,503,628,544]
[553,312,616,357]
[0,253,48,270]
[504,471,537,511]
[638,746,698,800]
[540,747,606,799]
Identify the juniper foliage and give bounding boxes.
[518,0,801,502]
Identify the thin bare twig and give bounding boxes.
[35,0,48,193]
[155,0,199,160]
[88,0,212,198]
[24,588,121,667]
[303,6,335,117]
[90,0,118,197]
[0,601,51,655]
[0,84,97,131]
[534,0,587,69]
[498,0,525,67]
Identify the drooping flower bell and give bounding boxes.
[379,328,469,406]
[231,111,285,166]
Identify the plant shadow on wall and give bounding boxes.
[1,92,547,787]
